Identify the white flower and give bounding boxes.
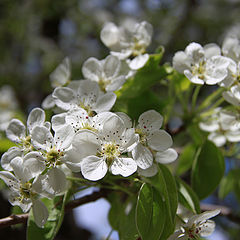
[0,157,49,227]
[168,209,220,239]
[2,108,50,170]
[50,57,71,88]
[222,36,240,62]
[73,114,137,181]
[223,84,240,106]
[100,21,153,70]
[30,125,75,194]
[132,110,177,170]
[173,42,230,85]
[199,108,240,147]
[52,80,116,116]
[82,55,126,92]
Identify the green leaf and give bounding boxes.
[27,192,69,240]
[176,144,197,176]
[115,52,168,100]
[176,177,200,214]
[0,138,15,153]
[219,169,240,201]
[191,140,225,200]
[149,164,178,239]
[108,193,139,240]
[136,183,165,240]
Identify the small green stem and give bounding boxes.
[198,87,224,112]
[191,85,202,111]
[66,176,88,183]
[106,229,114,240]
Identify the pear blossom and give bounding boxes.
[52,80,116,116]
[100,21,153,70]
[223,84,240,106]
[2,108,50,171]
[133,110,177,170]
[82,55,126,92]
[168,209,220,239]
[199,108,240,147]
[173,42,230,85]
[30,125,76,194]
[222,36,240,62]
[73,114,137,181]
[0,157,49,227]
[50,57,71,88]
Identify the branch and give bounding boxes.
[0,189,109,229]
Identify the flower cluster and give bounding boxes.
[173,32,240,148]
[168,208,220,240]
[0,20,178,228]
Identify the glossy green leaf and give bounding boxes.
[115,51,168,100]
[149,164,178,239]
[136,183,165,240]
[176,144,197,176]
[176,177,200,214]
[191,140,225,200]
[27,192,68,240]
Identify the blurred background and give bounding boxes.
[1,0,240,239]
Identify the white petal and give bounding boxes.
[54,125,75,150]
[31,126,53,150]
[111,50,132,60]
[82,57,102,81]
[6,119,26,143]
[102,114,125,137]
[45,168,67,195]
[105,75,126,92]
[100,22,120,47]
[32,199,49,228]
[225,130,240,142]
[148,130,173,151]
[135,21,153,46]
[104,55,121,78]
[222,90,240,106]
[184,70,204,85]
[128,54,149,70]
[72,130,99,157]
[203,43,221,58]
[11,157,36,183]
[94,92,116,113]
[155,148,178,164]
[81,156,108,181]
[199,122,219,132]
[188,209,220,226]
[27,108,45,132]
[77,80,99,100]
[208,132,226,147]
[132,143,153,169]
[110,157,137,177]
[115,112,132,128]
[138,163,158,177]
[23,152,45,178]
[1,147,22,171]
[50,57,71,88]
[172,51,191,73]
[199,220,216,237]
[185,42,204,63]
[138,110,163,131]
[52,87,75,110]
[0,171,19,190]
[41,94,56,109]
[51,112,67,131]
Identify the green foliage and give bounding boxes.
[191,140,225,199]
[176,177,200,214]
[149,164,178,239]
[136,183,165,240]
[219,169,240,202]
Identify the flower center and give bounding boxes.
[21,135,33,152]
[184,224,201,239]
[192,61,206,80]
[135,128,147,145]
[98,78,110,92]
[46,147,64,167]
[19,182,32,200]
[101,143,120,166]
[132,39,146,57]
